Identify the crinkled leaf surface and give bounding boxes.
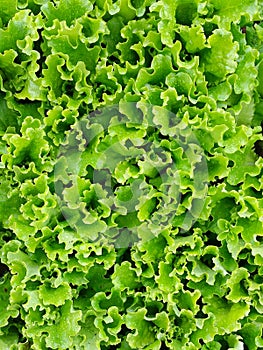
[0,0,263,349]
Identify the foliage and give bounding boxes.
[0,0,263,349]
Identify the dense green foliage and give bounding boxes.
[0,0,263,349]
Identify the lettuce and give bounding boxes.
[1,0,263,349]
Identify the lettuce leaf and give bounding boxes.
[0,0,263,349]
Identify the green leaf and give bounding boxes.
[155,261,182,293]
[227,145,261,185]
[45,22,101,70]
[135,54,174,90]
[234,47,258,95]
[0,274,19,328]
[77,315,104,349]
[175,0,197,26]
[201,29,239,80]
[0,10,41,53]
[0,181,22,226]
[126,308,156,349]
[210,0,260,29]
[42,0,93,26]
[0,0,17,27]
[225,268,250,303]
[39,282,72,307]
[239,321,263,350]
[44,301,82,349]
[1,1,263,348]
[112,261,140,289]
[207,153,229,181]
[166,71,193,96]
[179,25,207,54]
[203,296,250,334]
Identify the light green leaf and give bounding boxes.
[201,29,239,80]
